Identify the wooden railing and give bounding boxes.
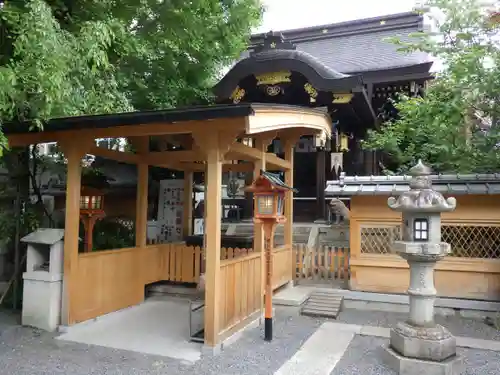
[294,244,350,283]
[72,242,293,325]
[219,252,262,335]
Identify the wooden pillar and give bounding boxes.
[283,138,296,280]
[59,140,89,326]
[202,132,223,347]
[134,137,149,248]
[183,171,194,238]
[253,138,266,308]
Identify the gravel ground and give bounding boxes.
[330,335,500,375]
[0,306,322,375]
[0,306,499,374]
[336,308,500,341]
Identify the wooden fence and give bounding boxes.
[219,252,262,336]
[72,242,348,324]
[294,244,350,283]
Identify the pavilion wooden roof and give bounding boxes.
[4,103,332,173]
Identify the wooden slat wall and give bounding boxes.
[272,245,293,289]
[73,243,260,325]
[74,246,155,323]
[162,244,202,283]
[349,195,500,300]
[73,243,201,323]
[219,253,262,335]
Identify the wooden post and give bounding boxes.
[59,141,88,326]
[284,138,295,281]
[82,216,99,252]
[183,171,194,238]
[134,137,149,248]
[202,133,223,347]
[253,138,266,311]
[263,222,276,341]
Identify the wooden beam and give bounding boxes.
[228,143,291,171]
[89,146,139,164]
[145,150,203,164]
[134,137,149,248]
[7,117,246,147]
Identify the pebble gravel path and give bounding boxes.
[0,307,321,375]
[0,306,498,374]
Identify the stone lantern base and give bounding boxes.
[382,322,462,375]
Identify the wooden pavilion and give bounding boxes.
[4,103,331,349]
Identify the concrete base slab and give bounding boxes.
[273,285,313,306]
[382,346,462,375]
[57,299,202,363]
[274,322,355,375]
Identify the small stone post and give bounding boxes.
[382,161,462,375]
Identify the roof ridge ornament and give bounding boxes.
[252,31,296,55]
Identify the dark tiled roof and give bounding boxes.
[247,12,432,74]
[325,173,500,196]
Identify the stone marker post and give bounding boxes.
[382,160,462,375]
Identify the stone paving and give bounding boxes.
[0,306,499,374]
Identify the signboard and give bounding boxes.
[157,179,184,242]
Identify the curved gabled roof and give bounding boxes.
[213,32,364,100]
[249,12,432,75]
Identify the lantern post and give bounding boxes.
[245,171,296,341]
[80,186,106,252]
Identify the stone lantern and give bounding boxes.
[382,160,462,374]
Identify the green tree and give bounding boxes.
[363,0,500,174]
[0,0,263,126]
[0,0,262,244]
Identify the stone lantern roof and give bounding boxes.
[387,160,457,213]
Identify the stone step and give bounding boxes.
[307,297,343,304]
[305,302,342,310]
[300,291,344,319]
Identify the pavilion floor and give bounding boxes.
[57,296,202,363]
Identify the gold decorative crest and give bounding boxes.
[332,93,354,104]
[304,83,318,98]
[266,85,281,96]
[255,71,291,86]
[230,86,246,104]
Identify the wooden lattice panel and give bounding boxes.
[360,226,401,254]
[442,225,500,259]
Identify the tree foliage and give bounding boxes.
[0,0,263,128]
[0,0,263,250]
[363,0,500,174]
